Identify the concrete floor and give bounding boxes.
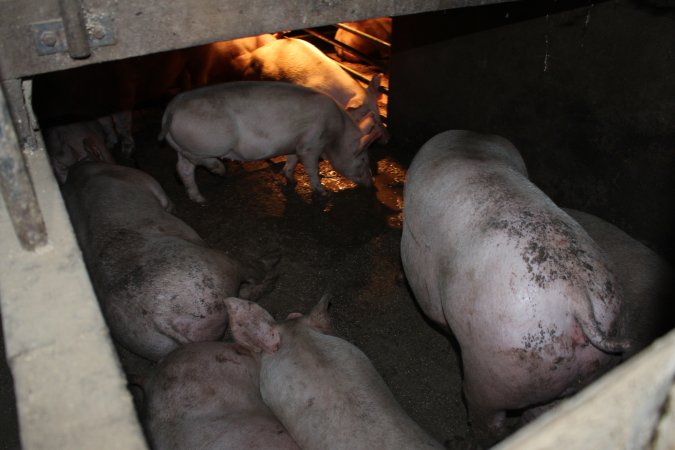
[0,314,20,450]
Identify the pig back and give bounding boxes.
[63,162,243,360]
[144,341,299,450]
[402,131,626,357]
[162,81,353,161]
[259,323,444,450]
[245,38,366,109]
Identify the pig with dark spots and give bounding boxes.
[400,130,629,447]
[225,296,444,450]
[139,341,300,450]
[242,37,389,144]
[565,208,675,356]
[159,81,381,203]
[63,161,275,361]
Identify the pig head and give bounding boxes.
[44,120,116,183]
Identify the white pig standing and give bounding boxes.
[140,341,300,450]
[159,81,381,203]
[63,161,275,361]
[243,37,389,143]
[400,130,630,447]
[564,208,675,356]
[225,296,445,450]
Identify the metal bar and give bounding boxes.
[0,84,48,251]
[1,79,37,150]
[1,0,512,80]
[335,23,391,49]
[303,28,387,70]
[59,0,91,59]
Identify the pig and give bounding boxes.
[334,18,392,63]
[225,296,445,450]
[159,81,381,203]
[564,208,675,356]
[44,119,116,183]
[140,341,300,450]
[400,130,630,447]
[242,37,389,143]
[63,161,275,361]
[199,34,279,84]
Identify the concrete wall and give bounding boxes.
[389,0,675,263]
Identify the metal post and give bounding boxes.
[59,0,92,59]
[0,84,48,251]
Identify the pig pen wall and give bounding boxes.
[388,0,675,264]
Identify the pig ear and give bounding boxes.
[358,111,376,136]
[345,95,364,111]
[367,74,382,99]
[357,118,383,154]
[286,312,303,320]
[306,294,334,335]
[82,137,104,161]
[225,297,281,354]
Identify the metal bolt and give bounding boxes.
[91,25,106,40]
[40,31,58,47]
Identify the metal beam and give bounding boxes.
[0,0,512,80]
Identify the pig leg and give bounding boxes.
[200,157,227,176]
[176,152,207,203]
[463,375,508,447]
[283,155,298,186]
[298,154,326,195]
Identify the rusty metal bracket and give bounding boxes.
[31,13,115,57]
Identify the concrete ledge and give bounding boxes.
[0,136,147,449]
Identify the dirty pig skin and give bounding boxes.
[226,296,444,450]
[139,341,300,450]
[159,81,381,203]
[565,208,675,356]
[63,161,273,361]
[400,130,630,447]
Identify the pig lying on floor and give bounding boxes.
[225,296,444,450]
[63,161,276,360]
[139,341,300,450]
